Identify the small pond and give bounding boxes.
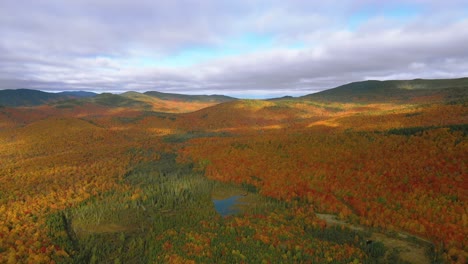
[212,195,244,217]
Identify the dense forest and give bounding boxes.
[0,79,466,263]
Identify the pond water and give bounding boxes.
[212,195,243,217]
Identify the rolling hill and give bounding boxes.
[119,91,237,113]
[0,77,466,263]
[0,89,235,114]
[58,91,96,98]
[0,89,96,107]
[90,93,152,109]
[144,90,236,102]
[3,77,466,109]
[301,77,468,103]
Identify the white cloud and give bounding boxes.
[0,0,467,97]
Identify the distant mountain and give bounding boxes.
[119,91,237,113]
[301,78,468,103]
[90,93,151,109]
[0,89,96,107]
[0,88,235,111]
[144,91,237,102]
[58,91,97,98]
[120,91,157,102]
[3,77,465,108]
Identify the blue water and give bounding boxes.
[213,195,243,217]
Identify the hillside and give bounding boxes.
[90,93,152,109]
[0,89,96,107]
[119,91,236,113]
[301,77,468,103]
[144,90,236,102]
[58,91,96,98]
[0,77,466,263]
[176,99,333,131]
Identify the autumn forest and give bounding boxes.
[0,78,467,263]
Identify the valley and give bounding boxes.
[0,78,466,263]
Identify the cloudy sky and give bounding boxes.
[1,0,467,98]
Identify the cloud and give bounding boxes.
[0,0,467,98]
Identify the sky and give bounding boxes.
[1,0,468,98]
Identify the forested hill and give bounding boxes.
[0,89,236,109]
[2,77,467,107]
[0,89,96,107]
[301,77,468,103]
[144,91,236,102]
